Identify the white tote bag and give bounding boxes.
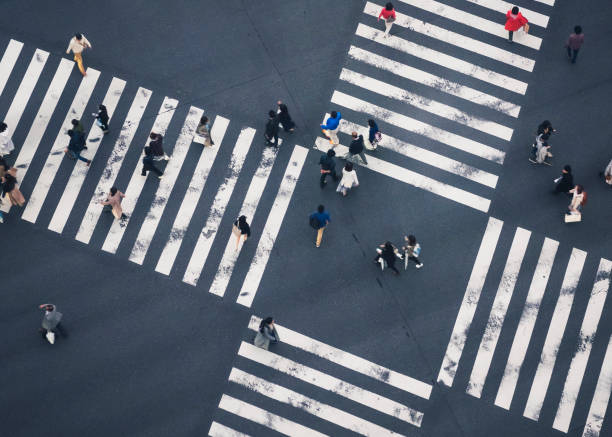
[46,331,55,344]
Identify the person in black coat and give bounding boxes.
[92,104,109,133]
[234,215,251,250]
[264,110,279,147]
[141,146,163,179]
[276,100,295,132]
[319,149,339,188]
[65,129,91,166]
[346,131,368,165]
[554,165,573,196]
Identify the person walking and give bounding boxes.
[71,118,85,135]
[277,100,295,132]
[345,131,368,165]
[233,215,251,251]
[602,158,612,186]
[366,119,381,150]
[99,186,126,220]
[337,162,359,197]
[320,111,341,146]
[92,104,110,133]
[149,132,170,160]
[378,3,396,37]
[504,6,529,43]
[39,304,65,343]
[66,33,91,76]
[254,317,280,350]
[65,129,91,166]
[554,165,574,196]
[0,122,14,157]
[141,146,164,179]
[374,241,401,275]
[264,110,279,147]
[319,148,339,188]
[565,25,584,64]
[309,204,330,248]
[402,235,423,269]
[1,167,26,207]
[530,120,554,163]
[567,184,586,216]
[196,116,214,147]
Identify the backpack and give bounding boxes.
[309,216,320,229]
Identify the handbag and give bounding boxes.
[232,223,241,237]
[605,175,612,185]
[386,17,396,23]
[564,213,581,223]
[523,23,530,34]
[46,331,55,344]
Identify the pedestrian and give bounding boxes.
[345,131,368,165]
[337,162,359,197]
[402,235,423,269]
[504,6,529,43]
[1,167,25,207]
[149,132,170,160]
[366,119,381,150]
[320,111,341,146]
[92,104,110,133]
[141,146,164,179]
[71,118,85,135]
[0,122,14,157]
[529,120,554,164]
[99,186,126,220]
[378,2,396,38]
[66,33,91,76]
[319,148,339,188]
[309,204,330,248]
[233,215,251,251]
[554,165,574,196]
[567,184,586,216]
[196,116,214,147]
[254,317,280,350]
[38,303,66,344]
[264,110,279,147]
[602,159,612,186]
[277,100,295,132]
[374,241,401,275]
[64,129,91,166]
[566,25,584,64]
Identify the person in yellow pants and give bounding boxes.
[66,33,91,76]
[309,205,331,248]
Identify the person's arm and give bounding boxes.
[82,36,92,49]
[66,39,72,54]
[378,8,383,20]
[119,191,126,198]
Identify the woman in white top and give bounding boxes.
[336,162,359,196]
[567,184,585,215]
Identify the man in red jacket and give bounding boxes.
[504,6,528,43]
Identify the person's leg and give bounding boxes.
[566,46,572,59]
[316,226,325,247]
[0,210,4,223]
[141,165,148,176]
[151,164,163,176]
[329,128,339,145]
[75,152,89,163]
[320,172,327,187]
[387,259,399,274]
[332,170,339,182]
[74,53,86,75]
[410,255,423,267]
[384,20,392,36]
[235,234,241,251]
[572,49,579,63]
[359,151,368,165]
[273,133,279,147]
[508,30,513,41]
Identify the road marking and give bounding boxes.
[22,68,100,223]
[249,316,432,399]
[208,421,250,437]
[356,24,527,95]
[128,107,202,265]
[438,217,503,387]
[347,46,520,117]
[467,227,531,398]
[0,39,23,98]
[48,77,126,234]
[218,394,328,437]
[208,146,279,296]
[364,2,536,70]
[495,237,559,409]
[524,248,587,421]
[75,87,152,244]
[465,0,549,28]
[238,341,423,427]
[533,0,555,7]
[340,68,513,140]
[229,367,405,437]
[236,146,307,307]
[553,259,612,433]
[582,334,612,437]
[154,116,229,275]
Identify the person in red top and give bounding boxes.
[378,3,396,38]
[504,6,528,43]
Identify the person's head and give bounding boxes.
[344,162,353,172]
[511,6,519,14]
[406,234,417,245]
[45,304,54,312]
[351,131,358,139]
[110,186,117,196]
[71,119,79,127]
[326,149,336,158]
[259,316,274,331]
[277,100,283,106]
[200,116,208,125]
[238,215,247,225]
[575,184,583,194]
[330,110,337,119]
[0,122,7,133]
[75,33,82,40]
[268,110,276,118]
[563,165,572,174]
[144,146,152,156]
[67,129,74,136]
[99,104,106,111]
[385,2,393,11]
[149,132,157,140]
[367,119,376,128]
[317,204,325,213]
[574,25,582,34]
[384,241,393,250]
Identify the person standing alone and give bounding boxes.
[233,215,251,251]
[565,26,584,64]
[100,186,126,220]
[378,3,396,38]
[66,33,92,76]
[309,205,330,248]
[504,7,528,43]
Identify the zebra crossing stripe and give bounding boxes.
[128,107,202,265]
[495,237,559,410]
[48,77,126,234]
[238,341,424,427]
[582,334,612,437]
[465,0,549,28]
[218,394,328,437]
[524,248,587,421]
[229,368,405,437]
[553,259,612,433]
[154,116,229,275]
[22,68,100,224]
[75,87,152,244]
[208,421,250,437]
[438,217,503,387]
[332,91,505,164]
[208,146,279,296]
[534,0,555,6]
[1,59,73,214]
[364,2,535,71]
[236,146,308,307]
[248,316,432,399]
[397,0,542,50]
[347,46,520,118]
[340,68,514,140]
[0,40,23,98]
[100,97,179,254]
[467,227,531,398]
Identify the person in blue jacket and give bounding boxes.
[320,111,341,146]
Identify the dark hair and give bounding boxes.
[75,33,82,40]
[384,241,394,251]
[149,132,157,140]
[0,122,6,133]
[110,186,117,196]
[326,149,336,157]
[351,131,358,138]
[574,25,582,34]
[511,6,519,14]
[67,129,74,136]
[563,165,572,172]
[99,104,107,111]
[45,304,55,311]
[238,215,247,225]
[268,110,276,118]
[71,119,79,126]
[200,116,208,124]
[259,317,274,332]
[345,162,353,172]
[331,111,337,118]
[538,120,552,135]
[367,119,376,128]
[317,204,324,213]
[279,104,288,115]
[385,2,393,10]
[144,146,152,156]
[576,184,584,194]
[407,235,417,245]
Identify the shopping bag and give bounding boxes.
[46,331,55,344]
[564,213,581,223]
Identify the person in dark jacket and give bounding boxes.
[38,303,66,340]
[277,100,295,132]
[374,241,400,275]
[264,110,279,147]
[92,104,109,133]
[366,119,380,150]
[346,131,368,165]
[254,317,279,350]
[530,120,554,163]
[141,146,163,179]
[234,215,251,251]
[149,132,169,160]
[554,165,573,196]
[319,149,339,188]
[65,129,91,166]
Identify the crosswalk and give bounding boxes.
[209,315,431,436]
[438,217,612,436]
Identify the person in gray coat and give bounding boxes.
[38,303,66,339]
[254,317,279,350]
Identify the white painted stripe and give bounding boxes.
[533,0,556,7]
[438,217,504,387]
[582,334,612,437]
[238,341,423,427]
[75,87,152,244]
[229,368,405,437]
[553,259,612,433]
[249,315,432,399]
[340,68,513,140]
[127,107,202,265]
[365,2,536,70]
[208,421,250,437]
[236,146,308,307]
[495,238,559,410]
[355,24,527,94]
[524,248,587,421]
[467,227,531,398]
[348,46,520,118]
[154,116,229,275]
[0,40,23,98]
[1,59,73,214]
[99,97,179,253]
[48,77,126,234]
[336,116,498,188]
[208,146,279,296]
[218,394,328,437]
[396,0,542,50]
[21,68,100,223]
[332,91,505,164]
[465,0,549,28]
